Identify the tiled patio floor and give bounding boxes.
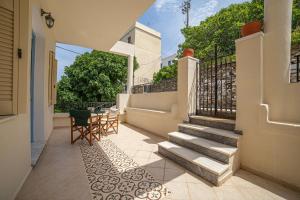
[17,123,300,200]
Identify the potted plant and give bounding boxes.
[241,20,262,37]
[183,48,194,57]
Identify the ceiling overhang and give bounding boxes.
[43,0,154,51]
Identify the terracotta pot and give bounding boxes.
[241,21,262,37]
[183,48,194,57]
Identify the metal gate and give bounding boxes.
[196,50,236,119]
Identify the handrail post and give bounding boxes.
[214,44,218,116]
[297,55,299,82]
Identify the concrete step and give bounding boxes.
[158,141,232,186]
[168,131,237,164]
[178,123,239,147]
[189,115,236,131]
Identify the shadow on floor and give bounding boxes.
[80,140,170,199]
[121,123,165,144]
[17,125,300,200]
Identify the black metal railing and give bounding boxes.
[131,78,177,94]
[54,101,115,113]
[290,54,300,83]
[196,49,236,119]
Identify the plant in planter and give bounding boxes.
[183,48,194,57]
[241,20,262,37]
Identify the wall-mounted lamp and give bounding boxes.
[41,9,55,28]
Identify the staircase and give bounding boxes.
[158,115,241,186]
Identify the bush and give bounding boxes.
[292,26,300,45]
[153,64,177,83]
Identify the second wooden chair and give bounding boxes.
[70,110,101,146]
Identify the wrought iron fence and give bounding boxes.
[54,101,115,113]
[290,53,300,83]
[196,51,236,119]
[131,77,177,94]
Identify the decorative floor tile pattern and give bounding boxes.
[80,139,170,200]
[16,125,300,200]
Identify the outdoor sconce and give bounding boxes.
[41,9,55,28]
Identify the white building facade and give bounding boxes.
[161,53,177,68]
[120,22,161,85]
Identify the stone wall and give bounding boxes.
[290,45,300,83]
[131,78,177,94]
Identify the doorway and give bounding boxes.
[30,31,46,166]
[30,32,36,142]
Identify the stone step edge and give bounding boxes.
[189,115,236,125]
[158,141,229,176]
[178,123,239,140]
[168,131,237,157]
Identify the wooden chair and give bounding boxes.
[69,110,101,146]
[99,113,108,136]
[102,109,119,135]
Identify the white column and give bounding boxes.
[263,0,299,121]
[177,56,199,121]
[127,55,134,94]
[264,0,293,83]
[235,33,264,130]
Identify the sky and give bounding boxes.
[56,0,249,80]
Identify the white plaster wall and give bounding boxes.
[31,3,46,142]
[120,28,135,44]
[161,54,176,67]
[110,41,135,56]
[31,0,55,142]
[117,93,130,115]
[0,1,32,199]
[236,33,300,190]
[53,113,70,128]
[0,115,31,200]
[129,92,178,112]
[118,57,198,139]
[177,57,198,121]
[116,91,180,138]
[119,22,161,84]
[134,28,161,84]
[263,0,300,123]
[126,107,180,138]
[0,1,56,199]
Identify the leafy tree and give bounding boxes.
[179,0,300,59]
[153,64,177,83]
[179,0,264,59]
[292,0,300,47]
[57,50,128,106]
[292,0,300,30]
[292,27,300,45]
[57,75,79,104]
[154,0,300,83]
[134,56,139,71]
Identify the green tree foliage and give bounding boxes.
[292,0,300,46]
[134,56,139,71]
[153,63,177,83]
[292,0,300,30]
[154,0,300,83]
[179,0,300,59]
[57,50,128,105]
[179,0,264,59]
[292,27,300,45]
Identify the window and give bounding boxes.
[127,36,132,44]
[168,60,172,66]
[161,63,163,68]
[0,0,19,115]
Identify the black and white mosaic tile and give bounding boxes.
[80,139,170,200]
